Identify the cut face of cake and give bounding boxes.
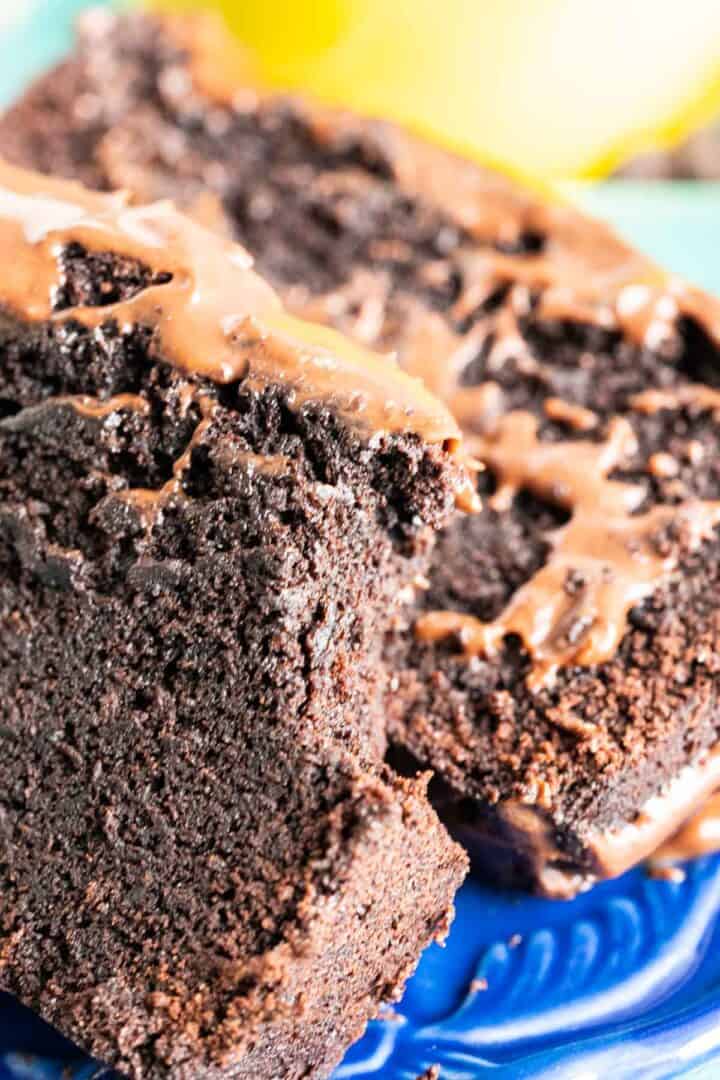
[4,13,720,902]
[0,160,469,1078]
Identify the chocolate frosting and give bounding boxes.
[307,129,720,690]
[0,159,464,454]
[416,403,720,689]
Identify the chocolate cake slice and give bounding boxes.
[6,9,720,898]
[0,159,469,1077]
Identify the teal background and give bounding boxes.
[0,1,113,108]
[569,181,720,296]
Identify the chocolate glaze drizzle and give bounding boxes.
[279,102,720,691]
[305,116,720,354]
[111,394,216,532]
[66,393,151,419]
[416,406,720,689]
[323,110,720,855]
[0,159,464,455]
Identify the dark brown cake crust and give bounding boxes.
[0,164,468,1076]
[5,9,720,899]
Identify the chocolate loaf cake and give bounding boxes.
[0,159,469,1077]
[5,11,720,901]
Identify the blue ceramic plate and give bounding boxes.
[1,859,720,1080]
[2,5,720,1080]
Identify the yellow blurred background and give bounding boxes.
[150,0,720,180]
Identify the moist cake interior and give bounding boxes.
[0,162,468,1078]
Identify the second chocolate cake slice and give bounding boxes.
[5,9,720,900]
[0,160,469,1077]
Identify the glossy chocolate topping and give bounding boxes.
[306,126,720,357]
[290,124,720,693]
[0,159,464,453]
[416,405,720,689]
